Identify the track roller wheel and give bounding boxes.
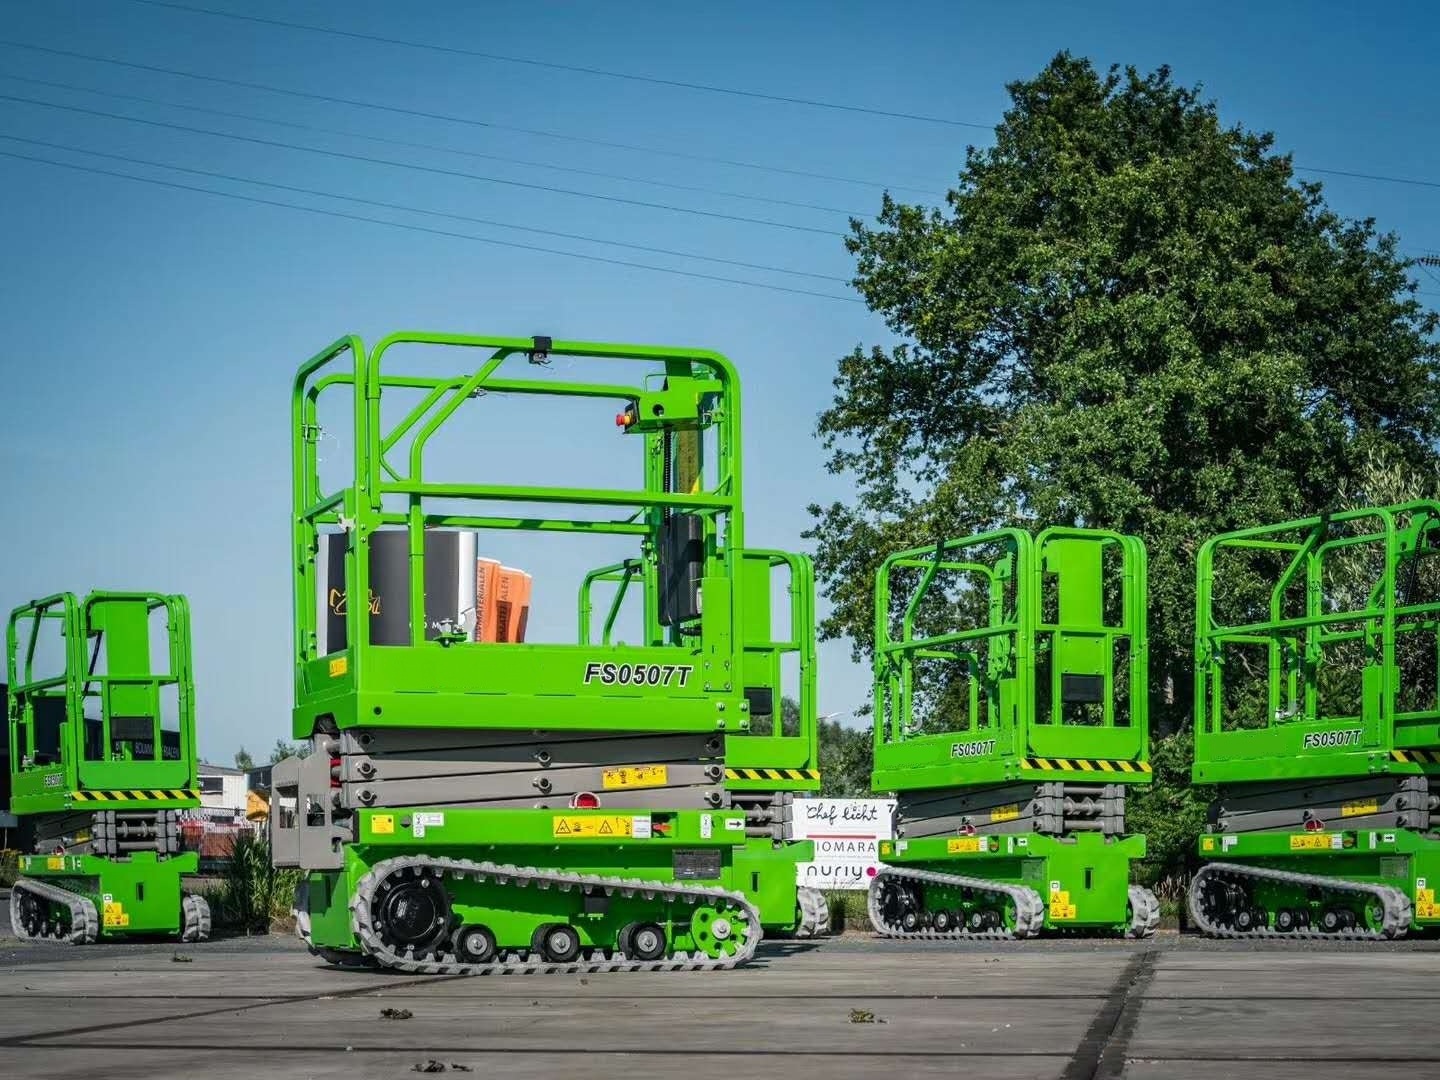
[539,923,582,963]
[966,909,991,933]
[877,879,918,926]
[690,901,752,960]
[453,925,497,964]
[1233,907,1264,933]
[1319,907,1348,933]
[17,892,43,937]
[1202,877,1248,920]
[1364,900,1386,931]
[931,909,954,933]
[900,910,922,932]
[1274,908,1298,933]
[374,869,452,955]
[620,922,667,961]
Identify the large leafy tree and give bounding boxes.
[809,53,1440,732]
[807,55,1440,884]
[817,718,875,798]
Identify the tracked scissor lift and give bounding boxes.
[867,528,1159,940]
[275,332,809,973]
[6,591,210,944]
[1189,503,1440,939]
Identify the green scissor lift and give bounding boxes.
[5,591,210,943]
[867,527,1160,939]
[275,332,813,973]
[1189,502,1440,939]
[583,548,828,936]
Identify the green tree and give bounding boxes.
[779,694,802,738]
[807,54,1440,880]
[817,718,875,798]
[1124,729,1213,895]
[268,738,312,764]
[233,747,254,771]
[774,695,874,797]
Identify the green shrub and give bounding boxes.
[0,849,18,889]
[1127,730,1212,893]
[824,890,870,932]
[205,830,300,934]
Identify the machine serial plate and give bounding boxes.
[601,764,669,790]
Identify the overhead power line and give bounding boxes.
[5,42,1438,205]
[0,132,845,283]
[0,159,1427,312]
[0,74,866,217]
[0,39,938,196]
[0,147,863,303]
[1296,166,1440,192]
[0,92,849,237]
[127,0,991,130]
[107,3,1440,197]
[7,126,1427,302]
[1414,260,1440,294]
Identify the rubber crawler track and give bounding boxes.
[315,855,764,975]
[868,868,1159,939]
[9,878,99,945]
[866,866,1046,940]
[9,879,210,944]
[1188,861,1412,940]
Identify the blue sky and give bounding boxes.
[2,0,1437,763]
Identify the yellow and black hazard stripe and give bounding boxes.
[1391,749,1439,764]
[1023,758,1151,774]
[724,768,821,782]
[70,788,201,802]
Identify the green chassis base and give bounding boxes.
[1197,827,1440,932]
[732,837,815,933]
[304,807,766,956]
[878,831,1147,932]
[16,851,199,938]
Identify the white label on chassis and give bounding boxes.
[1302,729,1363,749]
[583,661,694,688]
[951,739,997,759]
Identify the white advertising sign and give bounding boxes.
[792,797,896,890]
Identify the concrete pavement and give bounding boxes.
[2,928,1437,1079]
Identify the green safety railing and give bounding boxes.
[1193,501,1440,783]
[7,591,196,811]
[290,333,756,737]
[872,527,1148,789]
